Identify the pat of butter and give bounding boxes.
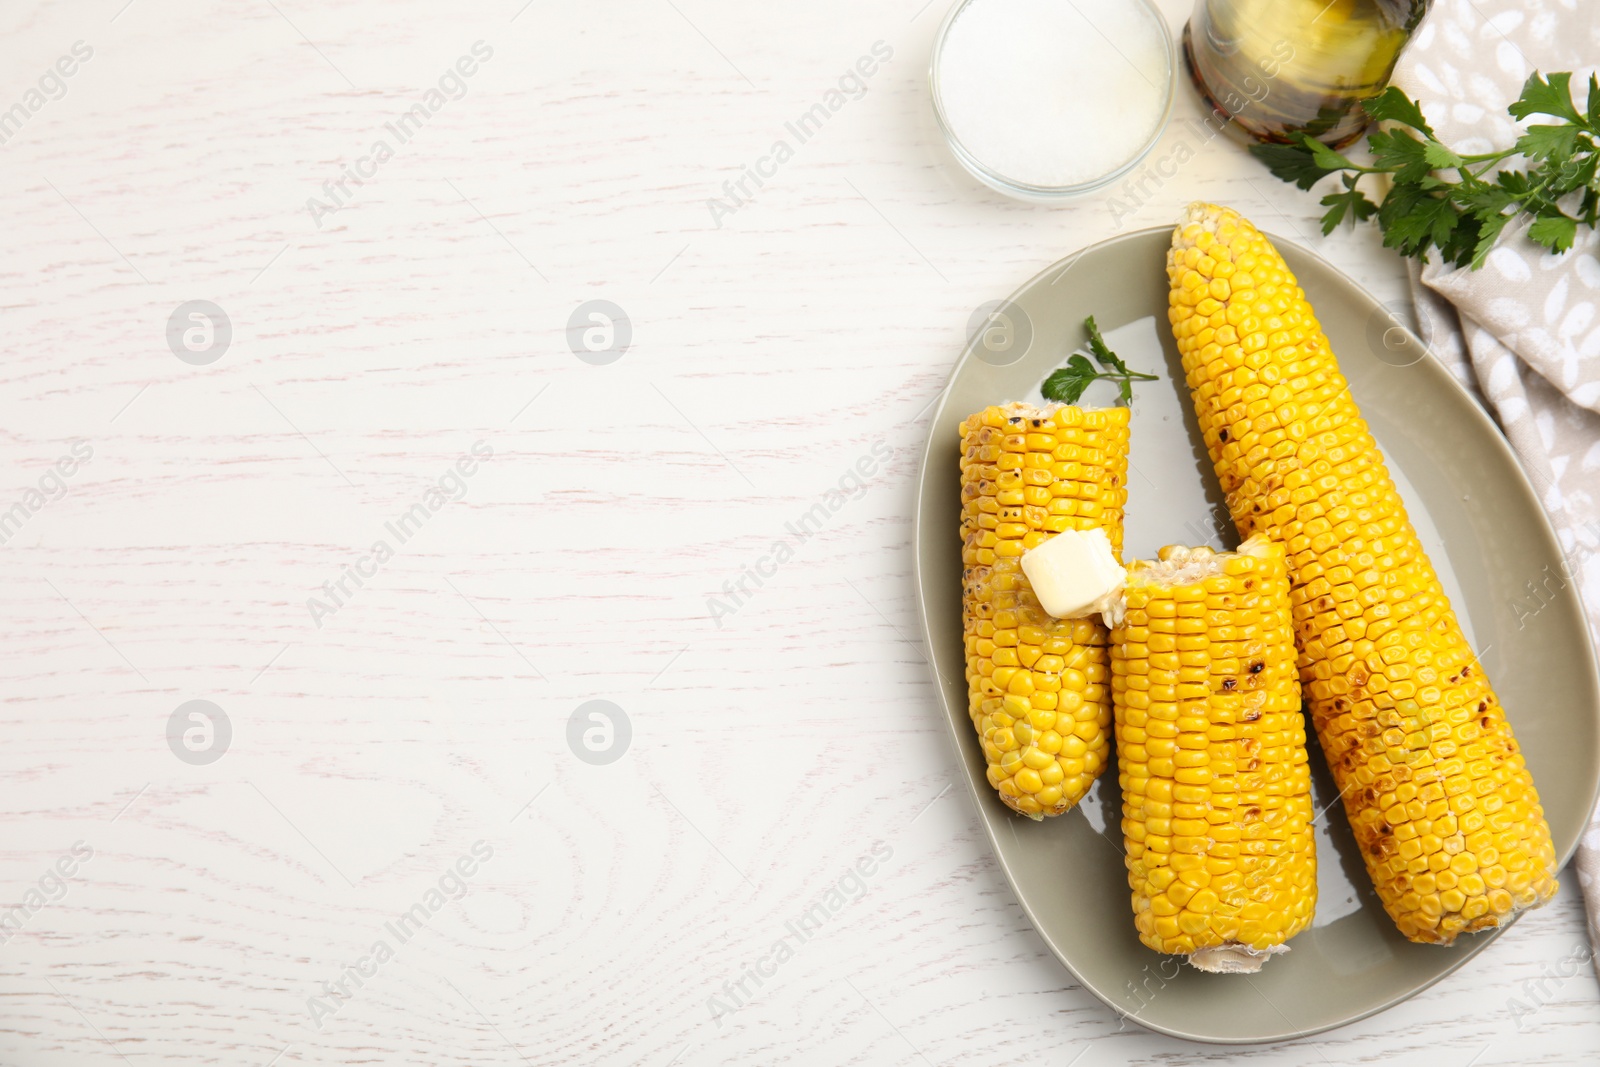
[1020,528,1126,624]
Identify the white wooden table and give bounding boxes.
[2,0,1595,1063]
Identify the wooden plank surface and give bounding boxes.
[0,0,1594,1063]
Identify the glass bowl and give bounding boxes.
[929,0,1177,202]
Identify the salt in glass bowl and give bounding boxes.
[930,0,1177,202]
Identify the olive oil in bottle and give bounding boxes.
[1184,0,1430,146]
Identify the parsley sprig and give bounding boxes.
[1251,73,1600,269]
[1041,316,1156,406]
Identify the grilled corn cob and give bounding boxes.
[1166,202,1558,944]
[960,403,1130,818]
[1113,536,1316,969]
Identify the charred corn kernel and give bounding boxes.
[1113,535,1315,970]
[1167,203,1558,944]
[961,402,1129,819]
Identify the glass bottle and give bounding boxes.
[1183,0,1431,147]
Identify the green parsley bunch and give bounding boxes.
[1251,73,1599,269]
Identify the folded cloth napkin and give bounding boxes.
[1391,0,1600,957]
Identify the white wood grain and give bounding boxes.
[0,0,1594,1063]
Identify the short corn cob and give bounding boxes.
[1113,537,1316,964]
[1167,203,1557,944]
[960,403,1130,818]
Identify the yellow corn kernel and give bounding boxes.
[960,402,1130,819]
[1167,203,1558,944]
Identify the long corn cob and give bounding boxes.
[959,403,1129,818]
[1166,203,1557,944]
[1113,536,1316,969]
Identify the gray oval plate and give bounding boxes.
[912,226,1600,1043]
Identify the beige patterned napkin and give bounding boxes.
[1390,0,1600,954]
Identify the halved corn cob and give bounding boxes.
[1166,203,1558,944]
[959,403,1129,818]
[1113,536,1316,969]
